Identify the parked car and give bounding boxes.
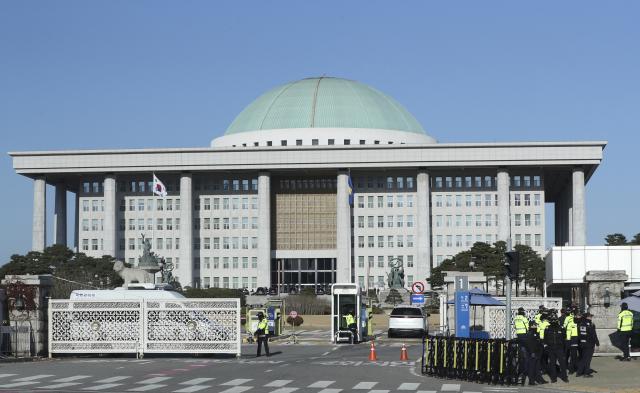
[388,305,427,338]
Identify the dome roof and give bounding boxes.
[225,77,425,135]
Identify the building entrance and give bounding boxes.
[271,258,336,294]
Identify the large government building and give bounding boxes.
[10,77,605,290]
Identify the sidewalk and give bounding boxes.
[542,357,640,393]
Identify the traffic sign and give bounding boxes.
[289,310,298,318]
[411,281,425,294]
[410,294,425,305]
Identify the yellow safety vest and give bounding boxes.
[514,315,529,335]
[619,310,634,332]
[344,314,355,325]
[563,314,574,330]
[538,320,550,339]
[257,319,269,333]
[534,313,542,325]
[565,321,578,340]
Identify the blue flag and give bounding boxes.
[347,175,354,206]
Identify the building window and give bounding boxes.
[524,194,531,206]
[513,176,521,187]
[534,193,541,206]
[533,176,541,187]
[296,139,302,146]
[524,176,531,187]
[435,195,443,207]
[358,236,365,248]
[281,140,287,146]
[514,214,522,226]
[312,139,318,145]
[344,139,350,145]
[525,214,531,226]
[358,256,364,268]
[514,194,521,206]
[535,214,541,226]
[535,234,541,246]
[435,177,443,188]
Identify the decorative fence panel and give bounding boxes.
[49,298,240,357]
[143,299,240,355]
[484,297,562,339]
[49,300,143,354]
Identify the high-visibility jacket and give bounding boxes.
[618,310,634,332]
[534,313,542,325]
[563,314,574,330]
[538,320,550,339]
[344,314,355,326]
[565,320,578,342]
[256,319,269,336]
[514,315,529,335]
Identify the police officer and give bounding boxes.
[576,312,599,377]
[562,307,575,363]
[537,311,551,373]
[566,312,579,373]
[543,314,569,383]
[618,303,634,361]
[514,307,530,382]
[343,309,357,342]
[523,321,547,385]
[534,305,545,326]
[255,312,270,357]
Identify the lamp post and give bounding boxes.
[604,287,611,308]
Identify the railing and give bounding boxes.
[49,298,240,357]
[0,325,32,358]
[422,335,521,385]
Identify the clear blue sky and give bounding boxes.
[1,1,638,262]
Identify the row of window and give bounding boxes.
[434,233,542,248]
[196,217,259,230]
[433,175,542,190]
[357,235,414,248]
[433,213,542,228]
[120,238,181,251]
[356,215,415,229]
[234,138,397,148]
[278,178,337,191]
[194,237,258,250]
[118,218,181,232]
[194,178,258,192]
[357,255,415,268]
[197,256,258,270]
[356,194,415,209]
[433,193,542,208]
[118,198,181,212]
[201,276,257,289]
[81,238,103,251]
[82,178,261,195]
[195,197,258,211]
[352,176,415,190]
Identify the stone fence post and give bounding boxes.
[585,270,628,354]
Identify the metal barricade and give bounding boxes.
[422,335,521,385]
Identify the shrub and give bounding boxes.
[183,287,246,307]
[284,295,331,315]
[286,315,304,327]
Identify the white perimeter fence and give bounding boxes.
[48,298,241,357]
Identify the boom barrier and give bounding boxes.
[421,336,521,385]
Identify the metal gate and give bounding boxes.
[484,297,562,338]
[49,298,240,357]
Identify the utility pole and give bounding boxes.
[505,238,513,340]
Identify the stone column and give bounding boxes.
[2,274,53,357]
[572,168,586,246]
[257,172,271,288]
[416,170,431,286]
[567,188,573,246]
[103,174,117,258]
[32,177,46,252]
[53,184,67,246]
[585,270,628,354]
[179,173,193,288]
[497,169,510,245]
[336,170,352,283]
[74,189,79,251]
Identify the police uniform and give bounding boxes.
[618,307,634,360]
[576,314,599,377]
[543,319,568,383]
[565,315,579,373]
[255,314,270,357]
[522,324,546,385]
[514,310,530,381]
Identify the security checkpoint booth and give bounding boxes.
[245,299,284,337]
[331,283,369,344]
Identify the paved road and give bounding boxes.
[0,342,575,393]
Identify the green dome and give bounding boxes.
[225,77,425,135]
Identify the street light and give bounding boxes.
[604,287,611,308]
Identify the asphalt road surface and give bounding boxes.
[0,341,576,393]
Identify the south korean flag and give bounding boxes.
[152,173,168,197]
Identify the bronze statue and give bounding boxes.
[387,259,405,288]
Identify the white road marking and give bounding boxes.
[265,380,293,387]
[462,391,482,393]
[268,389,298,393]
[180,378,215,385]
[82,384,123,391]
[416,391,436,393]
[137,377,172,384]
[173,386,211,393]
[353,381,377,389]
[398,383,420,390]
[441,383,461,391]
[0,382,40,388]
[322,351,330,356]
[317,389,342,393]
[265,370,273,373]
[219,387,253,393]
[368,390,389,393]
[52,375,92,382]
[0,374,17,379]
[14,375,54,382]
[308,381,335,388]
[127,384,167,392]
[95,376,131,383]
[220,379,253,386]
[39,383,82,389]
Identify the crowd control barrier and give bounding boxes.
[421,335,521,385]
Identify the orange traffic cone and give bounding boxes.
[400,343,409,361]
[368,341,378,361]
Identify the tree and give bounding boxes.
[631,233,640,245]
[605,233,628,246]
